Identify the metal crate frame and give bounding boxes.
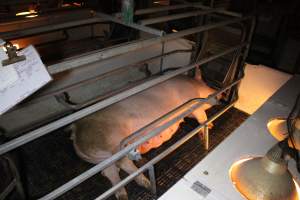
[0,2,255,200]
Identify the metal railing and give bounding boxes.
[40,77,241,200]
[0,42,247,156]
[0,3,255,200]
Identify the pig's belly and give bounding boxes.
[119,88,194,154]
[123,99,184,154]
[137,121,182,154]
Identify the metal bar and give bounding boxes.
[47,16,251,74]
[241,17,256,65]
[135,4,191,15]
[0,18,105,40]
[159,32,166,74]
[204,125,209,150]
[191,3,242,18]
[139,8,222,25]
[95,12,163,36]
[39,75,242,200]
[95,103,235,200]
[0,179,17,200]
[0,42,246,156]
[148,165,157,196]
[19,49,192,108]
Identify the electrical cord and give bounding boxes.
[286,92,300,172]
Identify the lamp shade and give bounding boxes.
[267,118,300,150]
[230,145,298,200]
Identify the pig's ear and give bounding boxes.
[194,66,203,82]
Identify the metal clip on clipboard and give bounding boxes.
[0,39,26,67]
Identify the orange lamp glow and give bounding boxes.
[229,145,299,200]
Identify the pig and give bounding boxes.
[71,72,216,200]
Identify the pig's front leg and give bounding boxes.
[118,157,151,190]
[191,108,212,149]
[102,164,128,200]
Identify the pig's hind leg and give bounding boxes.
[118,157,152,190]
[102,164,128,200]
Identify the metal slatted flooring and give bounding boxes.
[18,106,248,200]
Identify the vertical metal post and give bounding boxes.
[159,32,166,74]
[210,0,215,8]
[148,165,157,197]
[204,125,209,150]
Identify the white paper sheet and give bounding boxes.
[0,45,52,115]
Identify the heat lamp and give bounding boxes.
[230,94,300,199]
[230,144,299,200]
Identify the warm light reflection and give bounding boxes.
[229,157,300,199]
[153,1,169,5]
[172,29,178,33]
[2,44,19,52]
[62,3,71,7]
[62,3,82,7]
[229,157,254,177]
[73,2,82,7]
[267,117,288,141]
[26,14,38,18]
[16,10,37,16]
[229,157,256,199]
[293,179,300,199]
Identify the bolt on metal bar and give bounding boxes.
[38,73,243,200]
[0,42,246,156]
[47,16,251,74]
[139,8,223,25]
[95,102,235,200]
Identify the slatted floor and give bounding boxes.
[17,106,248,200]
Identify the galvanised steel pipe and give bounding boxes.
[47,15,252,74]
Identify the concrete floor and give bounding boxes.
[235,64,291,114]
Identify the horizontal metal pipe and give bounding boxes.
[0,17,105,40]
[135,4,191,15]
[96,102,235,200]
[191,3,242,18]
[139,8,222,25]
[17,49,192,108]
[39,74,242,200]
[134,3,241,18]
[0,42,246,156]
[47,16,251,74]
[95,12,163,36]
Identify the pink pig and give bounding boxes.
[72,73,216,200]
